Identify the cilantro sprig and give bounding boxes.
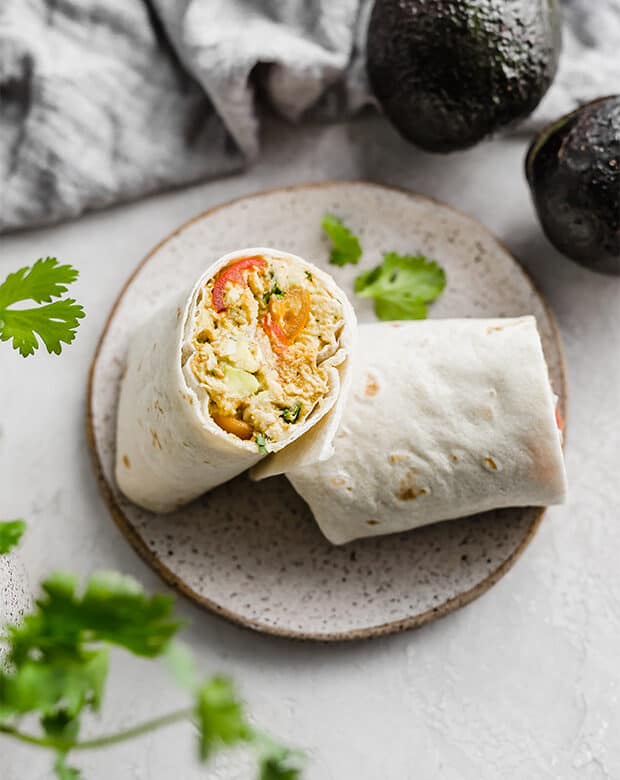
[0,258,85,357]
[354,252,446,320]
[0,564,302,779]
[322,214,362,267]
[0,520,26,554]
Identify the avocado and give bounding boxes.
[526,95,620,276]
[366,0,562,153]
[223,365,259,397]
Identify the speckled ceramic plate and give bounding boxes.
[88,181,567,641]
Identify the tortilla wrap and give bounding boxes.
[286,317,567,545]
[115,247,357,512]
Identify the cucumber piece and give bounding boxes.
[223,365,260,397]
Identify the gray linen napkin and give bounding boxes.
[1,0,618,232]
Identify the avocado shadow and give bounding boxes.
[504,225,620,331]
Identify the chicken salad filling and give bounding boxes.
[182,253,345,449]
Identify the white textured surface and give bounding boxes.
[1,116,619,778]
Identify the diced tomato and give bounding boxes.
[260,314,288,354]
[269,288,311,342]
[261,288,311,354]
[211,256,266,312]
[555,406,564,432]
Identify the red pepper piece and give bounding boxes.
[211,256,266,312]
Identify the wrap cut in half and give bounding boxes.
[286,317,567,545]
[115,247,357,512]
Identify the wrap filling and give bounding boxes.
[183,253,345,449]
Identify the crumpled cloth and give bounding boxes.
[0,0,618,232]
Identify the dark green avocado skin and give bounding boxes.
[526,96,620,276]
[367,0,562,153]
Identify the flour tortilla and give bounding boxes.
[286,317,567,545]
[115,248,357,512]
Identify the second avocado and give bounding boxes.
[367,0,562,153]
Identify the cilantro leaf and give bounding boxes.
[354,252,446,320]
[75,572,181,656]
[8,571,182,664]
[42,708,81,743]
[0,258,78,308]
[54,753,82,780]
[256,433,269,454]
[322,214,362,267]
[281,403,301,424]
[0,519,26,554]
[0,258,85,357]
[0,647,109,723]
[0,300,85,357]
[255,733,305,780]
[260,751,304,780]
[195,676,250,761]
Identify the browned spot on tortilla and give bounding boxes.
[398,469,429,501]
[122,454,131,469]
[120,363,127,381]
[331,477,346,487]
[526,439,557,484]
[366,519,381,526]
[487,320,526,335]
[399,485,429,500]
[388,453,407,464]
[480,406,494,421]
[390,322,403,328]
[176,307,183,321]
[151,430,162,450]
[154,400,164,415]
[483,456,498,471]
[451,453,459,462]
[364,373,380,398]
